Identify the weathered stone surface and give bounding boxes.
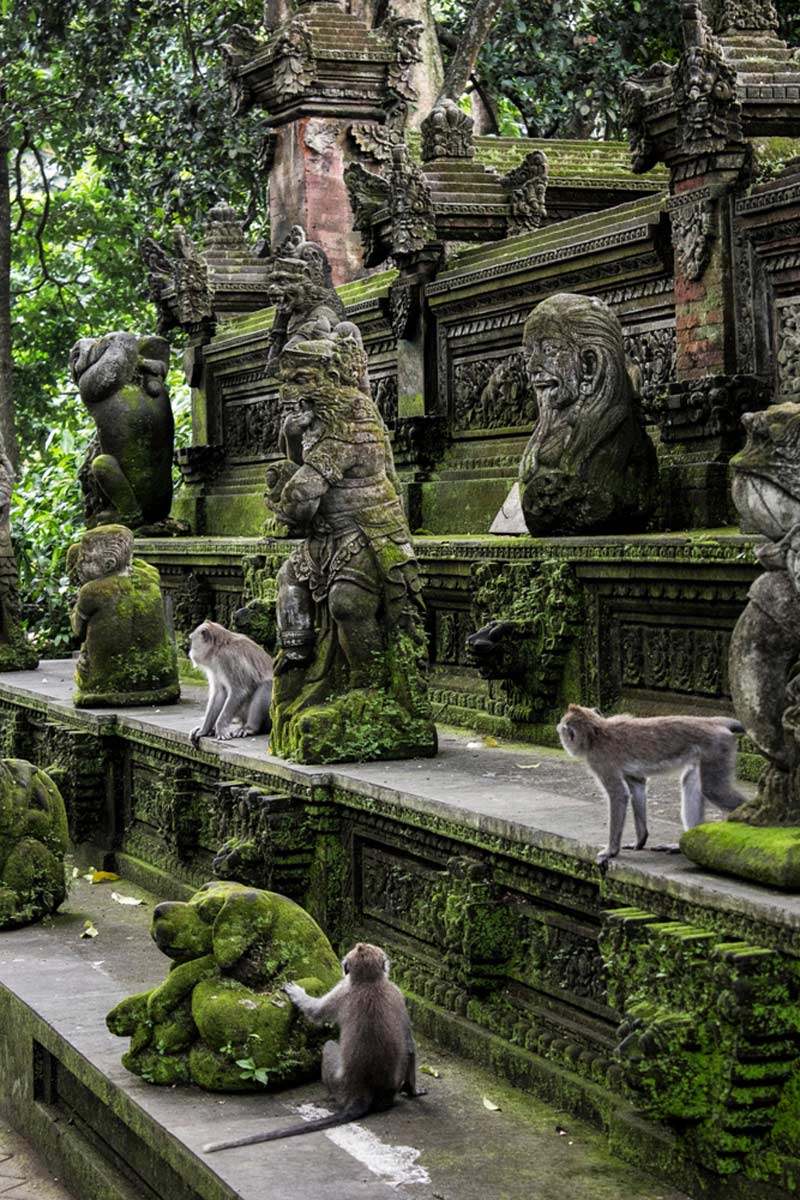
[267,322,436,763]
[69,525,180,708]
[0,759,68,928]
[516,293,658,537]
[106,880,341,1090]
[69,332,176,534]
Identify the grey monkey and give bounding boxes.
[188,620,272,747]
[203,942,425,1151]
[557,704,747,871]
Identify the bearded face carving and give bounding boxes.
[517,293,658,536]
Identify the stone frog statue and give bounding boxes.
[106,881,342,1090]
[68,524,180,707]
[517,292,658,536]
[728,403,800,787]
[0,760,69,929]
[69,331,175,533]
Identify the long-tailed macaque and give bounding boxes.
[203,942,425,1151]
[557,704,747,870]
[188,621,272,747]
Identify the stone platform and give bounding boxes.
[0,664,797,1198]
[0,877,692,1200]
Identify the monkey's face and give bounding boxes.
[188,622,216,667]
[557,706,594,758]
[342,942,388,983]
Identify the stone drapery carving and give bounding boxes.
[503,149,548,235]
[420,98,474,161]
[68,524,180,708]
[265,322,436,763]
[668,190,716,281]
[69,332,176,534]
[517,293,658,536]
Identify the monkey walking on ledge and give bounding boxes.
[188,621,273,747]
[557,704,747,872]
[204,943,426,1152]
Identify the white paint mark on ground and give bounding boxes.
[293,1103,429,1188]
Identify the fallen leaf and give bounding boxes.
[71,867,80,879]
[466,741,481,750]
[111,891,144,906]
[483,1097,500,1111]
[420,1064,441,1078]
[483,736,499,747]
[80,921,99,939]
[84,870,119,885]
[556,1126,568,1136]
[515,763,541,769]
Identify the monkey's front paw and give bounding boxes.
[190,726,203,748]
[283,981,305,1004]
[596,852,613,876]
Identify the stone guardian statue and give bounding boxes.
[265,322,436,764]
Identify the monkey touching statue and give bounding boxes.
[188,620,273,747]
[204,942,425,1151]
[557,704,747,871]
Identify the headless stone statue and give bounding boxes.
[69,524,179,707]
[69,332,177,534]
[266,322,436,764]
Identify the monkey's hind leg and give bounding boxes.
[680,763,705,830]
[400,1044,427,1098]
[322,1039,344,1098]
[240,680,272,737]
[622,775,648,850]
[701,745,749,815]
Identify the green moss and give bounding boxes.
[680,823,800,890]
[0,761,68,929]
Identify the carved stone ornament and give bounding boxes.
[503,149,548,235]
[219,23,263,116]
[269,15,315,100]
[516,292,658,536]
[381,11,424,104]
[389,282,416,340]
[668,190,716,281]
[343,161,392,265]
[141,228,211,334]
[621,62,675,175]
[389,143,436,256]
[350,121,402,165]
[714,0,779,34]
[420,98,474,161]
[673,2,742,156]
[777,302,800,401]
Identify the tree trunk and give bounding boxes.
[0,119,17,470]
[438,0,508,104]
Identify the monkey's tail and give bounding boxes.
[203,1104,370,1153]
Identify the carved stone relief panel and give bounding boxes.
[776,300,800,401]
[451,352,534,432]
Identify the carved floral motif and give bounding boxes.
[503,149,548,234]
[777,303,800,400]
[420,98,474,161]
[668,191,716,281]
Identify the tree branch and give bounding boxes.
[437,0,509,104]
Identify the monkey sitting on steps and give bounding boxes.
[204,942,425,1151]
[557,704,747,872]
[188,620,272,747]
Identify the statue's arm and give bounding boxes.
[274,463,329,526]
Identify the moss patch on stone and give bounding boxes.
[680,822,800,890]
[0,760,69,929]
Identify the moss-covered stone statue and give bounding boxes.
[682,403,800,887]
[265,321,437,763]
[106,881,342,1090]
[503,293,658,537]
[0,760,68,928]
[69,524,179,707]
[0,441,37,671]
[69,331,180,535]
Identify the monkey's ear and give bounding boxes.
[212,890,273,968]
